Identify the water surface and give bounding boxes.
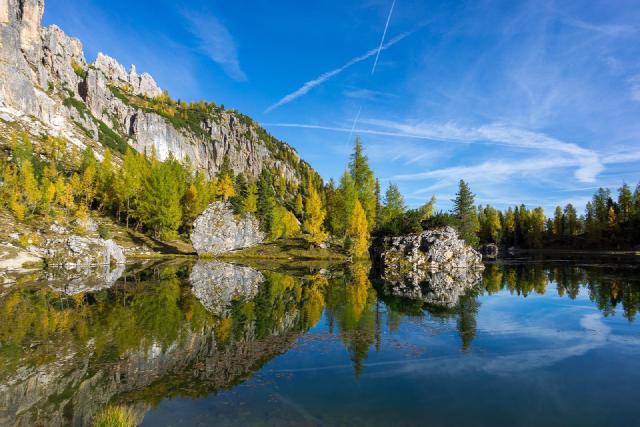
[1,259,639,426]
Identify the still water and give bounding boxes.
[1,259,639,426]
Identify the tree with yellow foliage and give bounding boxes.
[244,182,258,213]
[303,185,328,246]
[347,200,369,258]
[219,175,235,201]
[19,160,40,215]
[270,205,301,240]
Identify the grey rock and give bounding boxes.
[0,0,313,190]
[382,269,483,308]
[39,235,126,267]
[372,226,484,286]
[189,261,265,316]
[190,202,265,255]
[46,263,125,295]
[481,243,499,260]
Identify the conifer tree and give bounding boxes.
[244,182,258,214]
[618,183,633,223]
[257,169,275,232]
[219,175,235,202]
[347,199,369,258]
[452,180,479,246]
[348,137,377,230]
[553,206,563,238]
[303,185,328,246]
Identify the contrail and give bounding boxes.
[372,0,397,74]
[264,32,409,113]
[346,106,362,144]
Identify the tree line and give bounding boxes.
[2,132,638,254]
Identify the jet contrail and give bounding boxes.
[347,106,363,144]
[371,0,397,74]
[264,32,409,113]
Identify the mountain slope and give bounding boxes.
[0,0,319,187]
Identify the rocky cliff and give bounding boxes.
[0,0,317,185]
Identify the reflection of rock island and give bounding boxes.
[382,269,483,308]
[0,262,308,426]
[190,261,265,316]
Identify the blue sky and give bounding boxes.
[44,0,640,211]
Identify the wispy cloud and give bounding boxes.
[343,87,395,100]
[264,32,409,113]
[182,11,246,82]
[562,17,638,37]
[371,0,397,74]
[627,75,640,102]
[267,120,605,183]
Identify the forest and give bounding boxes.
[1,131,639,255]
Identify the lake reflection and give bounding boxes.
[0,260,639,426]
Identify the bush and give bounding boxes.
[92,405,136,427]
[422,211,457,229]
[98,224,111,240]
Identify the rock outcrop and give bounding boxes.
[36,235,126,268]
[190,202,265,255]
[0,0,318,188]
[190,261,265,316]
[373,227,484,283]
[372,227,484,306]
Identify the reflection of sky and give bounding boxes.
[142,279,640,426]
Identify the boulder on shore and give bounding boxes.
[372,226,484,286]
[190,202,265,255]
[37,235,126,268]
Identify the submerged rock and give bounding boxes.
[189,261,265,316]
[481,243,499,260]
[37,235,126,268]
[190,202,265,255]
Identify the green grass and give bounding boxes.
[218,237,348,261]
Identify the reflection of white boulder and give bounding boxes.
[190,261,265,316]
[47,263,126,295]
[383,269,482,308]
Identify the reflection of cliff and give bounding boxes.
[0,262,312,426]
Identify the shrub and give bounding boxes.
[92,405,136,427]
[98,224,111,239]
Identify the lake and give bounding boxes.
[1,258,639,426]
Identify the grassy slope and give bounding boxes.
[218,237,348,261]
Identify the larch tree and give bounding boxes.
[303,185,328,246]
[347,199,369,258]
[219,175,235,202]
[348,137,377,230]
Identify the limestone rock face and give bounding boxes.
[38,235,126,268]
[0,0,313,188]
[189,261,265,316]
[190,202,265,255]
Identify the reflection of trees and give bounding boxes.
[0,263,324,426]
[325,263,379,377]
[483,263,640,321]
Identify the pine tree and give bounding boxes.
[303,185,328,246]
[335,170,357,236]
[381,183,405,234]
[618,183,633,223]
[347,199,369,258]
[553,206,563,238]
[96,149,115,211]
[136,156,185,239]
[257,169,275,232]
[348,137,377,230]
[504,207,516,245]
[452,180,479,246]
[563,204,578,237]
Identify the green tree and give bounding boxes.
[136,155,186,239]
[452,180,479,246]
[348,137,377,231]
